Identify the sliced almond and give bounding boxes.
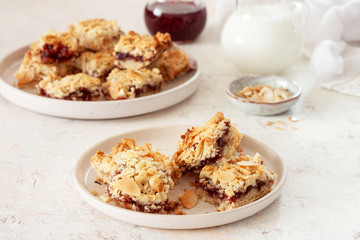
[108,86,119,99]
[90,190,98,196]
[238,167,251,175]
[288,116,299,122]
[118,177,141,196]
[274,127,284,131]
[219,171,235,183]
[237,161,259,166]
[180,190,198,209]
[260,86,274,101]
[276,121,284,125]
[265,121,274,126]
[149,175,163,192]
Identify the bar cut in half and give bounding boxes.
[91,138,181,214]
[114,31,172,70]
[102,68,163,100]
[195,153,276,211]
[37,73,101,101]
[172,112,243,173]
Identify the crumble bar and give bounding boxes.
[37,73,101,101]
[172,112,243,173]
[150,49,191,82]
[195,153,276,211]
[15,50,74,87]
[29,29,78,64]
[75,19,123,51]
[74,51,114,80]
[114,31,172,70]
[102,68,163,100]
[91,138,180,214]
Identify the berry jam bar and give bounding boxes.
[37,73,101,101]
[29,29,78,64]
[75,19,123,51]
[150,49,191,82]
[114,31,172,70]
[74,51,114,80]
[91,138,180,214]
[195,153,276,211]
[172,112,243,173]
[15,50,74,87]
[102,68,163,100]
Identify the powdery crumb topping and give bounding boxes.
[103,68,163,99]
[172,112,243,172]
[75,51,114,78]
[37,73,101,99]
[75,19,122,51]
[199,153,276,198]
[150,48,190,82]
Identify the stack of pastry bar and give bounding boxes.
[15,19,191,101]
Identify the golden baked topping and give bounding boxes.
[75,19,122,51]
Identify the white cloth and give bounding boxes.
[304,0,360,96]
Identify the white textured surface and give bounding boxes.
[0,0,359,239]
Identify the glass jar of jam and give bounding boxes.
[144,0,207,42]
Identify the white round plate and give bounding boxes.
[73,125,286,229]
[0,46,201,119]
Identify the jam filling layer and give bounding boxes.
[195,177,270,203]
[40,43,75,63]
[39,87,99,101]
[105,187,179,213]
[182,121,231,173]
[115,52,157,63]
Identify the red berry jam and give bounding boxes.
[144,1,207,42]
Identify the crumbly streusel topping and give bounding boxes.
[29,29,78,64]
[91,150,119,184]
[172,112,243,171]
[75,51,114,78]
[94,138,179,205]
[103,68,163,99]
[150,48,190,82]
[37,73,101,98]
[199,153,276,197]
[16,50,73,86]
[114,31,172,60]
[75,19,122,51]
